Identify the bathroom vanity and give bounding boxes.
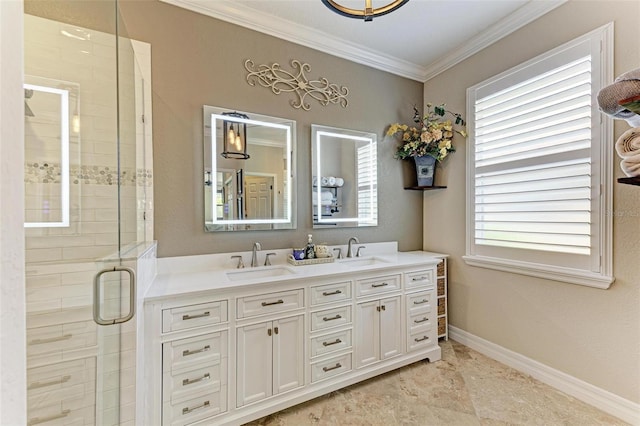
[142,243,442,425]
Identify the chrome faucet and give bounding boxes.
[347,237,359,258]
[251,242,261,267]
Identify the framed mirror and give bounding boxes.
[204,105,296,231]
[312,124,377,228]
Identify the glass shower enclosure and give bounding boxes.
[23,1,152,424]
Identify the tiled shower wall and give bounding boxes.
[24,13,153,426]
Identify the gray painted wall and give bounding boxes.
[119,0,425,258]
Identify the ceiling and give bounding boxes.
[160,0,565,82]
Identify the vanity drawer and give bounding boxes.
[406,290,433,316]
[404,269,435,290]
[310,328,352,358]
[310,281,352,306]
[162,301,228,333]
[27,393,95,426]
[162,386,227,426]
[407,330,435,352]
[27,357,96,410]
[310,305,352,332]
[355,274,401,298]
[408,311,434,334]
[236,289,304,319]
[310,353,352,383]
[163,331,227,373]
[27,320,96,358]
[163,361,226,405]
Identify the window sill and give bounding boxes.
[462,255,614,289]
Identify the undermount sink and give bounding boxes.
[226,266,296,281]
[338,256,390,267]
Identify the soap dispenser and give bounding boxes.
[305,234,315,259]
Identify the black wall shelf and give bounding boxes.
[404,185,447,191]
[618,177,640,186]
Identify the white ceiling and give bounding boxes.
[161,0,565,82]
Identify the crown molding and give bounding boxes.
[160,0,566,83]
[421,0,568,81]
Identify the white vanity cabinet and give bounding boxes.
[236,315,304,406]
[404,269,437,353]
[144,251,443,426]
[153,299,230,426]
[355,296,402,367]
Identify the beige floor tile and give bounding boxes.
[245,340,627,426]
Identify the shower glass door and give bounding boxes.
[23,1,149,424]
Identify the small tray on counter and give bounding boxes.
[287,254,335,266]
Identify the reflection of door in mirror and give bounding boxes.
[245,175,274,220]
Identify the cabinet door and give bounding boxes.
[272,315,304,395]
[355,300,380,368]
[379,296,402,360]
[237,322,273,407]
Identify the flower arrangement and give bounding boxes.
[386,103,467,161]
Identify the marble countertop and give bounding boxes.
[145,243,446,302]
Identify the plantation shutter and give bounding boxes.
[474,55,593,259]
[465,25,614,286]
[357,142,377,224]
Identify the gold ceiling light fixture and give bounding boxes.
[321,0,409,22]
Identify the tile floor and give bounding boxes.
[246,339,627,425]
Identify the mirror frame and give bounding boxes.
[204,105,296,231]
[312,124,378,228]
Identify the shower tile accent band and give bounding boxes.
[25,162,153,186]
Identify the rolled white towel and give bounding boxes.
[321,176,329,186]
[615,127,640,158]
[615,128,640,177]
[621,153,640,177]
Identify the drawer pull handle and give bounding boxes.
[371,282,389,288]
[183,345,210,357]
[182,311,210,321]
[28,409,71,425]
[322,289,342,296]
[322,314,342,322]
[414,317,429,324]
[412,276,427,281]
[413,299,428,305]
[28,375,71,390]
[182,400,210,415]
[261,299,284,306]
[414,336,429,342]
[322,363,342,372]
[29,334,72,345]
[182,373,210,386]
[322,338,342,347]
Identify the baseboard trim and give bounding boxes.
[449,326,640,425]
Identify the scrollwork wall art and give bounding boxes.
[245,59,349,111]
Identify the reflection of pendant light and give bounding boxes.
[221,112,250,160]
[321,0,408,22]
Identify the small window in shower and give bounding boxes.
[24,77,76,228]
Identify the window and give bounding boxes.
[357,141,377,225]
[464,24,614,288]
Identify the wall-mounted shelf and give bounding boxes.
[618,177,640,186]
[404,185,447,191]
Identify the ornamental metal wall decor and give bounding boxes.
[245,59,349,111]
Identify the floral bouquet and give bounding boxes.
[386,103,467,161]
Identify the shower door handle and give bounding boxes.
[93,266,136,326]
